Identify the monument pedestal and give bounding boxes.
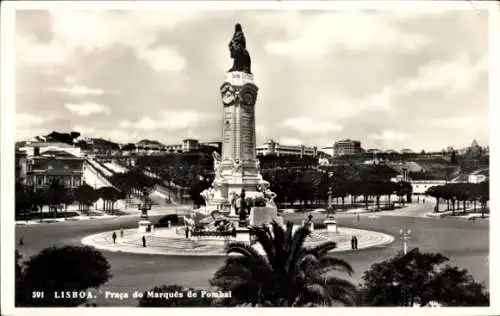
[249,206,278,227]
[324,219,338,233]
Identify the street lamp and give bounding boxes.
[399,225,411,255]
[138,188,152,219]
[328,186,333,209]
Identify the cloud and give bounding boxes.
[281,117,343,135]
[15,10,488,150]
[102,129,139,143]
[138,46,187,72]
[120,110,216,131]
[73,125,96,135]
[16,11,190,72]
[405,54,488,95]
[264,12,430,58]
[277,137,303,146]
[16,113,50,128]
[46,85,112,96]
[368,130,410,142]
[424,115,485,131]
[65,102,111,116]
[338,54,488,117]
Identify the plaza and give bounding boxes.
[15,202,489,306]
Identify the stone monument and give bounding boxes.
[198,23,278,227]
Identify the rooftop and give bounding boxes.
[24,142,75,148]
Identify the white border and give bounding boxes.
[1,1,499,316]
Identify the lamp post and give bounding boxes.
[138,188,152,219]
[400,225,411,255]
[328,186,333,209]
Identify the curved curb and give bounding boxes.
[81,227,395,257]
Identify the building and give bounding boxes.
[468,174,488,183]
[136,139,163,151]
[401,148,414,154]
[256,139,318,158]
[366,149,383,154]
[385,149,398,154]
[88,138,120,156]
[391,173,447,195]
[182,139,199,152]
[15,150,27,182]
[19,142,82,158]
[456,139,484,157]
[411,180,447,195]
[202,141,222,150]
[24,150,84,191]
[333,139,362,156]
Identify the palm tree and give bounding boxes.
[210,221,357,307]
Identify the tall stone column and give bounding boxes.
[217,71,261,201]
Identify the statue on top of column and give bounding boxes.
[228,23,252,74]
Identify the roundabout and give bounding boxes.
[15,203,489,306]
[81,226,395,256]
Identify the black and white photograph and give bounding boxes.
[1,0,499,314]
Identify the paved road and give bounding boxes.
[15,203,489,307]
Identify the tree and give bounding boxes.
[15,251,26,306]
[122,143,136,151]
[16,246,111,307]
[450,150,458,165]
[15,181,32,220]
[359,248,489,307]
[210,221,357,306]
[395,181,411,206]
[31,189,48,221]
[97,186,123,214]
[70,131,81,141]
[478,181,489,218]
[44,179,68,217]
[138,285,214,307]
[74,184,99,214]
[426,186,442,213]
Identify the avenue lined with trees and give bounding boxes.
[426,182,489,216]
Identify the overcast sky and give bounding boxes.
[15,8,489,151]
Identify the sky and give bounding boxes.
[15,7,489,152]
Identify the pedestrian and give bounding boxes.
[19,237,24,246]
[142,235,146,247]
[354,236,358,250]
[120,229,124,238]
[185,226,189,239]
[112,232,117,244]
[351,236,355,250]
